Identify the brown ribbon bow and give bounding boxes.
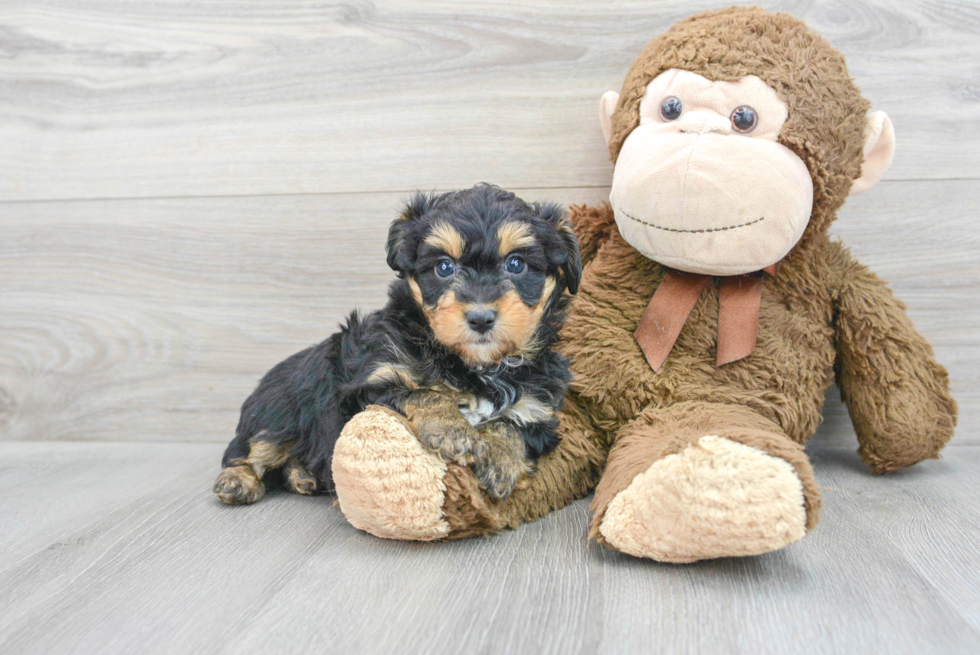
[634,264,779,372]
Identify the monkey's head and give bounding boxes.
[600,7,895,275]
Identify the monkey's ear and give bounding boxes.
[599,91,620,146]
[386,192,434,273]
[849,111,895,196]
[536,202,582,294]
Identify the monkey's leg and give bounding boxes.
[332,395,605,541]
[591,401,821,563]
[213,434,292,505]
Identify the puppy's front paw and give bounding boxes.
[403,390,483,465]
[471,421,533,501]
[416,423,481,465]
[214,465,265,505]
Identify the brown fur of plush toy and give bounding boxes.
[330,6,956,561]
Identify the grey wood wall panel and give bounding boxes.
[1,181,975,445]
[1,0,978,202]
[1,441,978,655]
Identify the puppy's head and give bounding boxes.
[386,184,581,366]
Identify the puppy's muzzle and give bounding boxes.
[465,307,498,334]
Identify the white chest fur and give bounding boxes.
[458,394,554,428]
[459,397,497,427]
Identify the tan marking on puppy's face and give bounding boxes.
[428,290,524,366]
[497,222,536,257]
[493,290,540,358]
[408,277,425,307]
[424,222,465,260]
[424,289,482,362]
[534,276,557,315]
[425,275,557,365]
[473,275,557,362]
[516,275,558,357]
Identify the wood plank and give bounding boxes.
[1,0,978,202]
[1,181,976,445]
[808,444,980,633]
[1,441,978,654]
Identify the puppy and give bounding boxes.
[213,183,581,505]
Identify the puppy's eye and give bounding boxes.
[435,259,456,278]
[505,255,526,275]
[660,96,682,121]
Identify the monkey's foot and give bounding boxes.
[598,435,807,563]
[332,406,450,541]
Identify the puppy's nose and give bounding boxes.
[465,308,497,334]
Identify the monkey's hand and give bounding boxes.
[401,390,483,466]
[471,420,533,502]
[834,250,957,472]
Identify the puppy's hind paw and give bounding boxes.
[214,465,266,505]
[285,462,317,496]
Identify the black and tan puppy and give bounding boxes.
[214,184,581,506]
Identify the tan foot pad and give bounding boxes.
[599,435,806,563]
[332,406,450,541]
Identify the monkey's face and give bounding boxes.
[387,186,581,366]
[604,69,814,276]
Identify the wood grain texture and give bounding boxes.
[1,182,976,445]
[0,441,978,655]
[1,0,979,202]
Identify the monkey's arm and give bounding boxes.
[832,247,957,473]
[567,203,616,266]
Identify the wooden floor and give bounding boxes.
[2,1,979,653]
[1,437,979,654]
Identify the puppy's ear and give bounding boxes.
[536,202,582,294]
[386,192,435,274]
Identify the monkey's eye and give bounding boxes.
[505,255,526,275]
[660,96,683,121]
[435,259,456,278]
[731,105,758,133]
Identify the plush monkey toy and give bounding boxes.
[330,6,957,561]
